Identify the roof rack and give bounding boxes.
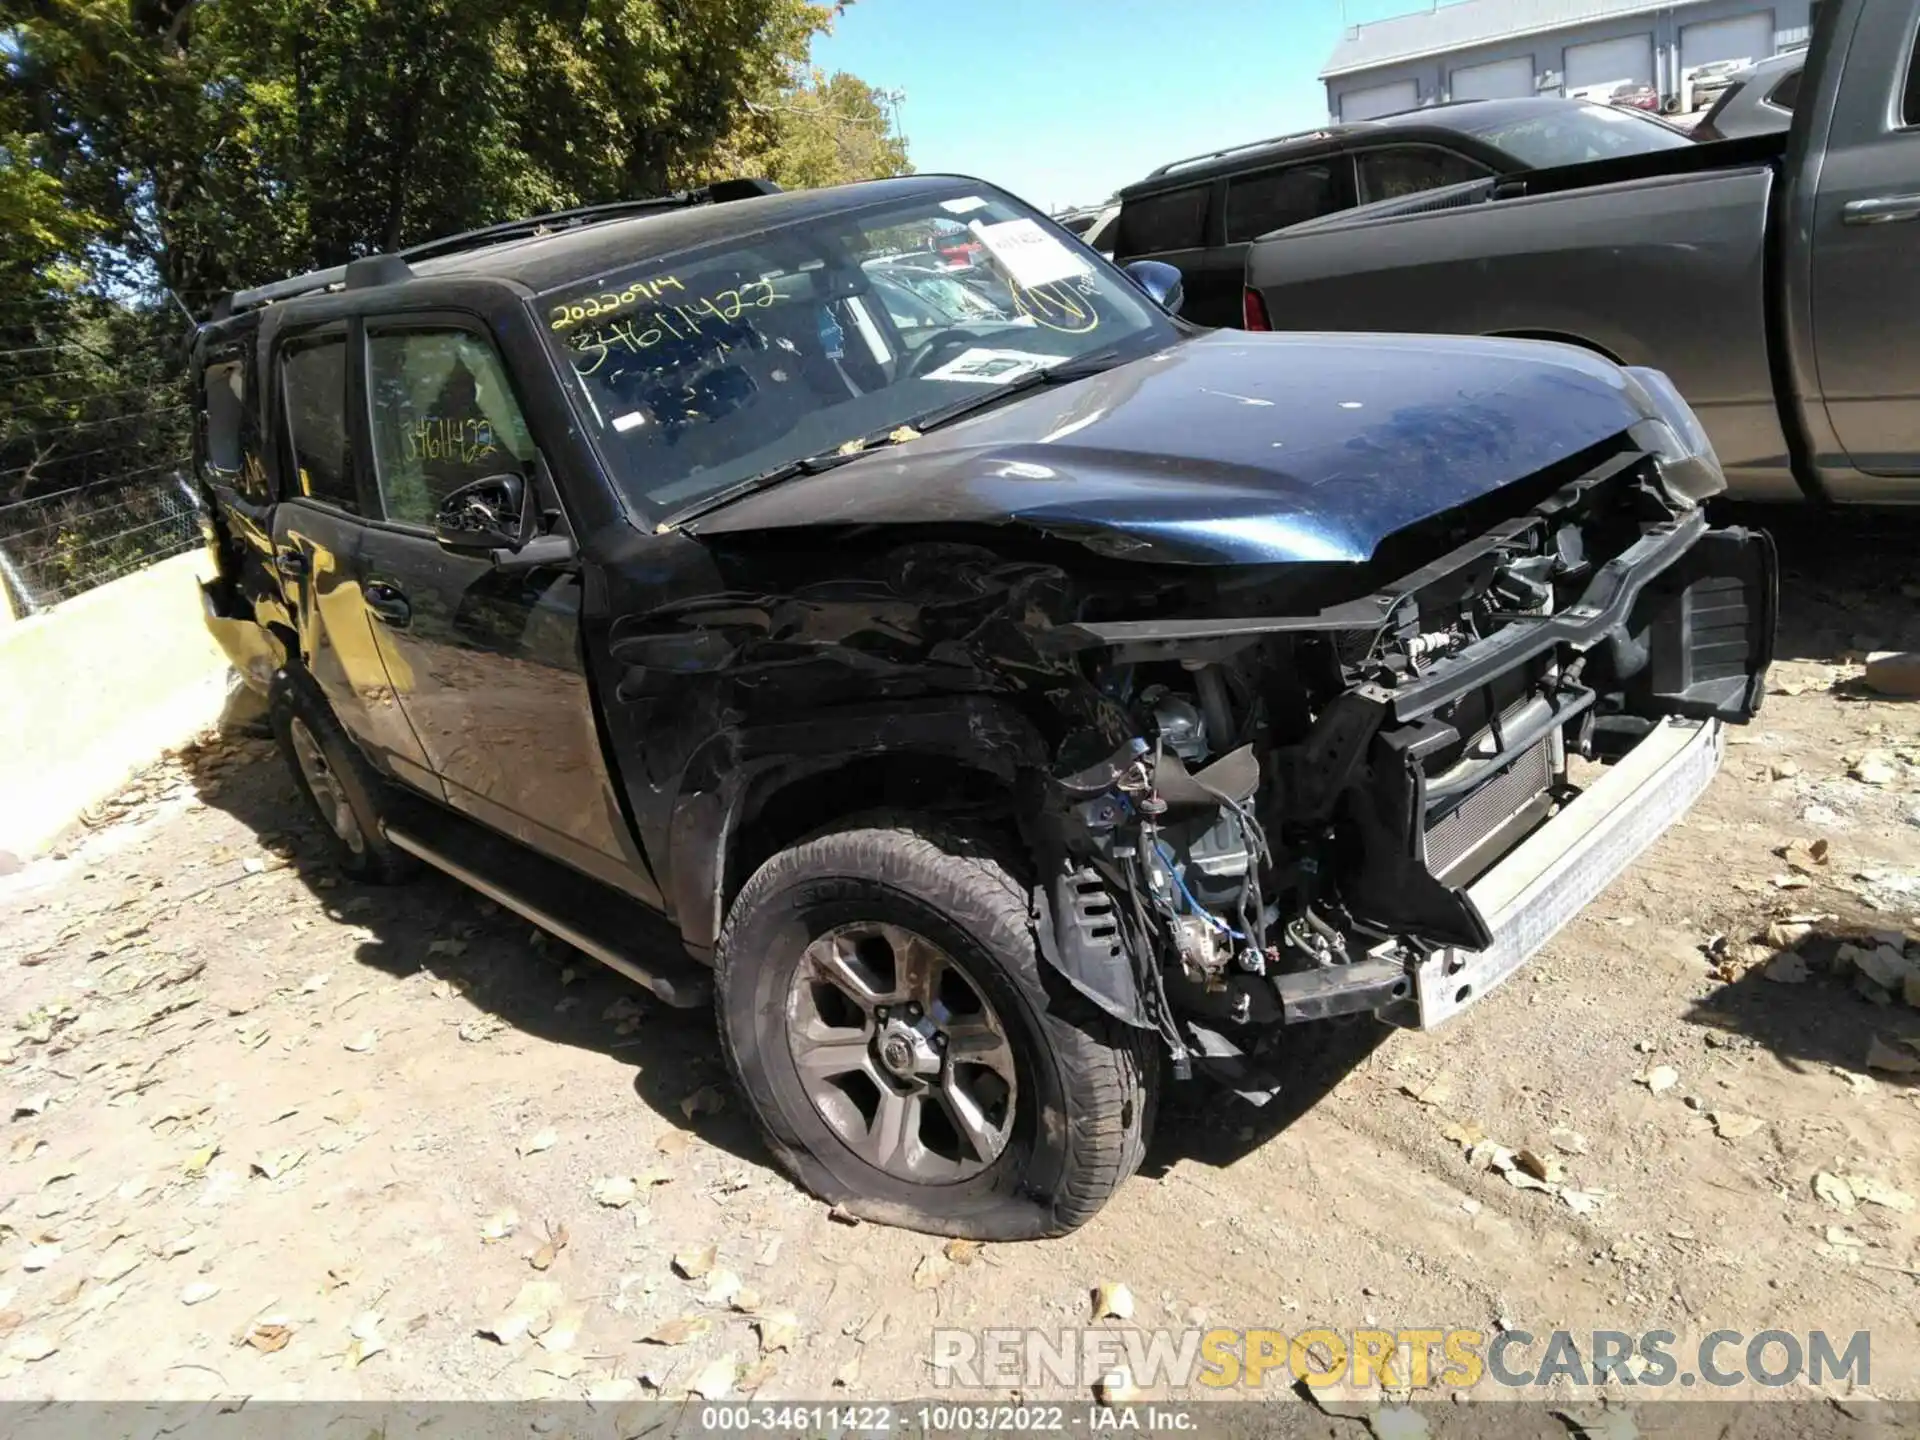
[221,177,782,317]
[1142,127,1362,181]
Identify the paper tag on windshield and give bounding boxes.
[972,218,1088,289]
[940,195,988,215]
[921,348,1054,384]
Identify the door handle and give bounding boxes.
[1842,194,1920,225]
[274,547,308,579]
[363,582,412,629]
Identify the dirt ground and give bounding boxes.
[0,507,1916,1417]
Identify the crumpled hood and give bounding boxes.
[689,330,1657,565]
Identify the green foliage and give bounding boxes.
[0,0,909,503]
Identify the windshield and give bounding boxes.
[1458,102,1696,168]
[540,184,1176,521]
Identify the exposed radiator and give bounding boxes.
[1424,735,1553,884]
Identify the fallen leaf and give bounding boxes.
[1710,1111,1764,1140]
[1814,1172,1857,1212]
[1839,1174,1915,1213]
[1638,1065,1679,1094]
[1560,1189,1608,1215]
[245,1321,293,1353]
[756,1312,799,1354]
[655,1131,691,1158]
[1503,1168,1554,1193]
[20,1244,60,1272]
[183,1143,219,1177]
[530,1221,569,1271]
[642,1315,712,1346]
[91,1249,141,1284]
[944,1238,984,1266]
[912,1252,954,1291]
[151,1233,196,1259]
[1516,1149,1564,1183]
[691,1353,737,1400]
[703,1269,742,1306]
[479,1281,563,1344]
[1825,1226,1865,1248]
[344,1310,386,1367]
[590,1176,637,1209]
[536,1304,585,1353]
[250,1147,307,1181]
[832,1352,861,1388]
[11,1094,49,1120]
[480,1208,519,1242]
[731,1287,762,1314]
[826,1203,861,1226]
[1780,837,1830,872]
[1440,1119,1485,1147]
[6,1334,56,1363]
[299,973,328,994]
[519,1128,557,1158]
[679,1085,727,1120]
[1764,952,1810,984]
[1851,752,1897,786]
[180,1281,219,1305]
[7,1136,43,1164]
[1094,1366,1141,1403]
[673,1245,716,1280]
[1770,874,1812,891]
[342,1030,376,1053]
[457,1016,505,1044]
[1091,1282,1134,1321]
[1866,1036,1920,1075]
[1549,1127,1589,1155]
[1400,1072,1454,1108]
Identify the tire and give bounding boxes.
[716,816,1155,1239]
[269,669,418,885]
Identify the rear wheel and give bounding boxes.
[716,817,1154,1238]
[270,671,417,884]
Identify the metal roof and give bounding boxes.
[1322,0,1685,79]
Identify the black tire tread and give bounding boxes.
[716,812,1155,1237]
[269,669,417,885]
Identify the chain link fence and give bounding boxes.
[0,467,204,615]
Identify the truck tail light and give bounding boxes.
[1242,287,1271,331]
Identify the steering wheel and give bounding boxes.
[903,332,981,380]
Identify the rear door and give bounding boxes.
[269,325,440,793]
[351,314,657,901]
[1805,0,1920,477]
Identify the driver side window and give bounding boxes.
[366,327,535,528]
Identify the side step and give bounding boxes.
[383,816,711,1010]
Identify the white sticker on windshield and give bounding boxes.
[940,195,989,215]
[611,411,647,433]
[921,347,1056,384]
[972,218,1089,289]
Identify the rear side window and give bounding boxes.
[366,328,535,528]
[1904,22,1920,125]
[1766,67,1802,110]
[278,338,358,514]
[1354,146,1493,204]
[1223,163,1338,243]
[1117,186,1208,255]
[202,351,270,504]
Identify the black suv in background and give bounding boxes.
[191,171,1769,1239]
[1112,97,1697,327]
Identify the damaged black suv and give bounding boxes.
[192,174,1774,1239]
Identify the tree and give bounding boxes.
[752,70,911,191]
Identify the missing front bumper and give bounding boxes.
[1383,714,1724,1029]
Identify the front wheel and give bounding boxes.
[715,818,1154,1238]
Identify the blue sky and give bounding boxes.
[811,0,1430,212]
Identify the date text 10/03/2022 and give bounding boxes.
[697,1405,1199,1433]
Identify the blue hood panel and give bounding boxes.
[691,331,1653,565]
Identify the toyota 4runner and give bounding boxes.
[191,174,1775,1239]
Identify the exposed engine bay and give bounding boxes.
[1030,453,1774,1101]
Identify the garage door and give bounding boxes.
[1681,12,1774,71]
[1564,32,1655,98]
[1340,80,1419,121]
[1451,56,1534,101]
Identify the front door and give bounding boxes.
[1807,0,1920,478]
[350,317,658,902]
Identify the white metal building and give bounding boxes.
[1323,0,1819,120]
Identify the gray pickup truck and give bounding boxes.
[1245,0,1920,506]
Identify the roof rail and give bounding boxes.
[221,178,782,317]
[1143,128,1356,180]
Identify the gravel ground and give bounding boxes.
[0,507,1915,1420]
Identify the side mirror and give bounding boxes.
[1124,260,1185,316]
[434,472,529,555]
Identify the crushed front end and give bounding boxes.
[1029,446,1774,1100]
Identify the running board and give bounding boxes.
[384,823,710,1010]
